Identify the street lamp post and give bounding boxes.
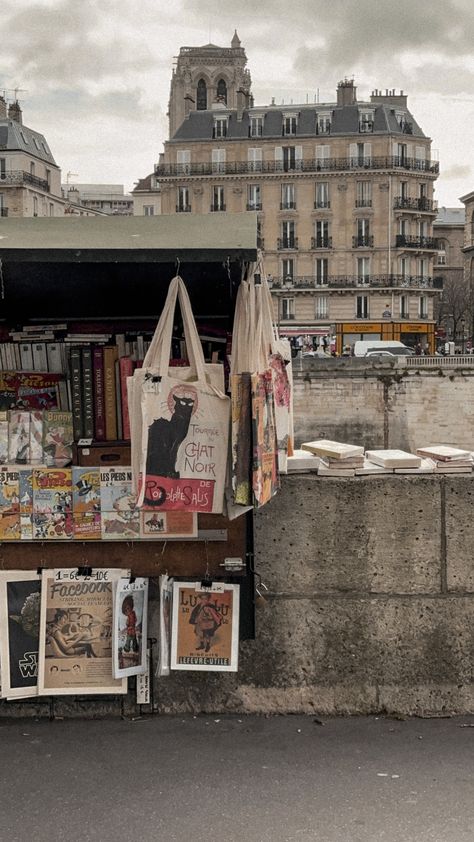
[461,318,465,354]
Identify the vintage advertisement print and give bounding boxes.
[170,582,239,672]
[140,510,197,539]
[157,574,173,677]
[0,571,41,699]
[38,568,128,695]
[113,577,148,679]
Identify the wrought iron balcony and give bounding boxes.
[210,204,226,212]
[277,237,298,250]
[355,199,372,208]
[314,200,331,209]
[176,204,192,213]
[246,202,262,211]
[280,201,297,210]
[396,234,439,250]
[0,207,8,217]
[311,236,332,249]
[394,197,438,212]
[269,274,443,291]
[156,155,440,178]
[0,170,50,192]
[352,235,374,248]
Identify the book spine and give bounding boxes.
[119,357,134,441]
[92,347,106,441]
[114,359,123,441]
[69,346,84,441]
[81,346,94,439]
[103,347,118,441]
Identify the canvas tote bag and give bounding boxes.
[128,276,225,499]
[132,276,230,513]
[229,278,254,508]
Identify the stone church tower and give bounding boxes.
[167,30,252,138]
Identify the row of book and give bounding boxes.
[288,441,474,476]
[0,465,197,541]
[0,409,73,467]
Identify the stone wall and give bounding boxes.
[292,358,474,451]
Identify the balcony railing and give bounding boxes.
[210,204,226,212]
[269,274,444,291]
[0,207,8,217]
[246,202,262,211]
[156,155,440,178]
[355,199,372,207]
[394,197,438,212]
[352,235,374,248]
[277,237,298,250]
[311,236,332,249]
[396,234,439,250]
[314,201,331,209]
[176,204,192,213]
[0,170,50,192]
[280,201,297,210]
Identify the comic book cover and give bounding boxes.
[33,511,74,540]
[8,411,30,464]
[29,411,44,464]
[73,512,101,540]
[157,574,173,677]
[20,514,33,540]
[0,513,21,540]
[38,568,128,696]
[101,510,140,540]
[72,467,101,514]
[0,572,41,698]
[100,467,136,512]
[19,468,34,513]
[0,372,61,411]
[140,510,198,539]
[0,412,8,463]
[0,466,20,513]
[170,582,240,672]
[42,411,73,468]
[113,578,148,678]
[32,467,72,514]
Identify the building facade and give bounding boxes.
[62,183,134,215]
[0,96,65,218]
[149,35,442,352]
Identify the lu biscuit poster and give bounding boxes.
[38,568,128,695]
[0,571,41,699]
[170,582,239,672]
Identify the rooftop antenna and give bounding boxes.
[3,87,28,101]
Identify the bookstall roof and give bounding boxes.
[0,213,258,263]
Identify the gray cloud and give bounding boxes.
[442,164,472,180]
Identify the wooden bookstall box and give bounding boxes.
[75,443,132,467]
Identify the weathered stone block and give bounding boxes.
[446,477,474,591]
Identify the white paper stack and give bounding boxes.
[318,463,355,477]
[287,450,320,472]
[416,445,473,473]
[394,458,436,474]
[355,459,394,476]
[301,440,364,460]
[365,449,421,469]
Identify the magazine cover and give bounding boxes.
[19,468,34,513]
[38,568,128,695]
[0,411,8,463]
[157,574,173,677]
[101,510,140,540]
[0,571,41,699]
[113,577,148,678]
[72,467,101,514]
[32,467,73,514]
[140,510,198,539]
[30,411,44,464]
[8,411,30,464]
[73,512,101,540]
[0,466,20,512]
[100,467,136,511]
[170,582,240,672]
[20,514,33,540]
[0,513,21,540]
[0,372,61,411]
[42,411,73,468]
[33,511,74,540]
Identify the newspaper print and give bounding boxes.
[0,571,41,699]
[38,568,128,695]
[113,577,148,679]
[170,582,239,672]
[157,574,173,677]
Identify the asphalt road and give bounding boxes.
[1,714,474,842]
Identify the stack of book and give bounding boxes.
[415,445,474,473]
[287,450,320,473]
[365,450,422,471]
[301,440,364,477]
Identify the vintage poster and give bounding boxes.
[0,466,20,512]
[42,411,73,468]
[101,510,140,540]
[157,574,173,677]
[0,571,41,699]
[38,568,128,696]
[100,467,136,512]
[140,510,198,539]
[113,577,148,678]
[72,467,101,513]
[170,582,240,672]
[0,513,21,540]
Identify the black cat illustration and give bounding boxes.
[146,394,195,478]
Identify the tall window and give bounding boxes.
[316,145,330,169]
[212,185,225,211]
[356,181,371,207]
[397,143,407,164]
[418,258,428,279]
[317,113,331,134]
[315,295,328,318]
[213,117,227,138]
[216,78,227,103]
[315,182,330,208]
[282,115,297,136]
[400,257,410,278]
[355,218,371,246]
[400,294,409,318]
[177,186,190,212]
[281,220,295,249]
[315,258,329,285]
[248,147,262,172]
[247,184,261,210]
[281,298,295,319]
[143,205,155,216]
[0,158,5,178]
[349,142,371,166]
[315,220,330,248]
[177,149,191,174]
[419,296,428,318]
[275,146,302,172]
[281,258,294,280]
[33,196,38,216]
[250,116,263,137]
[357,257,370,281]
[356,295,369,318]
[211,148,226,174]
[197,79,207,110]
[281,183,296,209]
[400,181,408,199]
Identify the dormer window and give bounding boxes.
[359,109,374,132]
[213,116,228,139]
[20,130,28,144]
[249,115,264,138]
[282,114,298,136]
[317,112,331,135]
[33,137,40,150]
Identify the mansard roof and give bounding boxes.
[0,119,58,166]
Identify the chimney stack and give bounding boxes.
[8,101,22,124]
[0,95,7,119]
[337,79,357,107]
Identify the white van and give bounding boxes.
[353,340,414,357]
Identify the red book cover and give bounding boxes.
[92,347,106,441]
[119,356,134,441]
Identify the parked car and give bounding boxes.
[353,340,414,357]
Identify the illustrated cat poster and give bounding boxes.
[0,571,41,699]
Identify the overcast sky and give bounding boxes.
[1,0,472,206]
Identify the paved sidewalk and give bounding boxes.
[2,714,474,842]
